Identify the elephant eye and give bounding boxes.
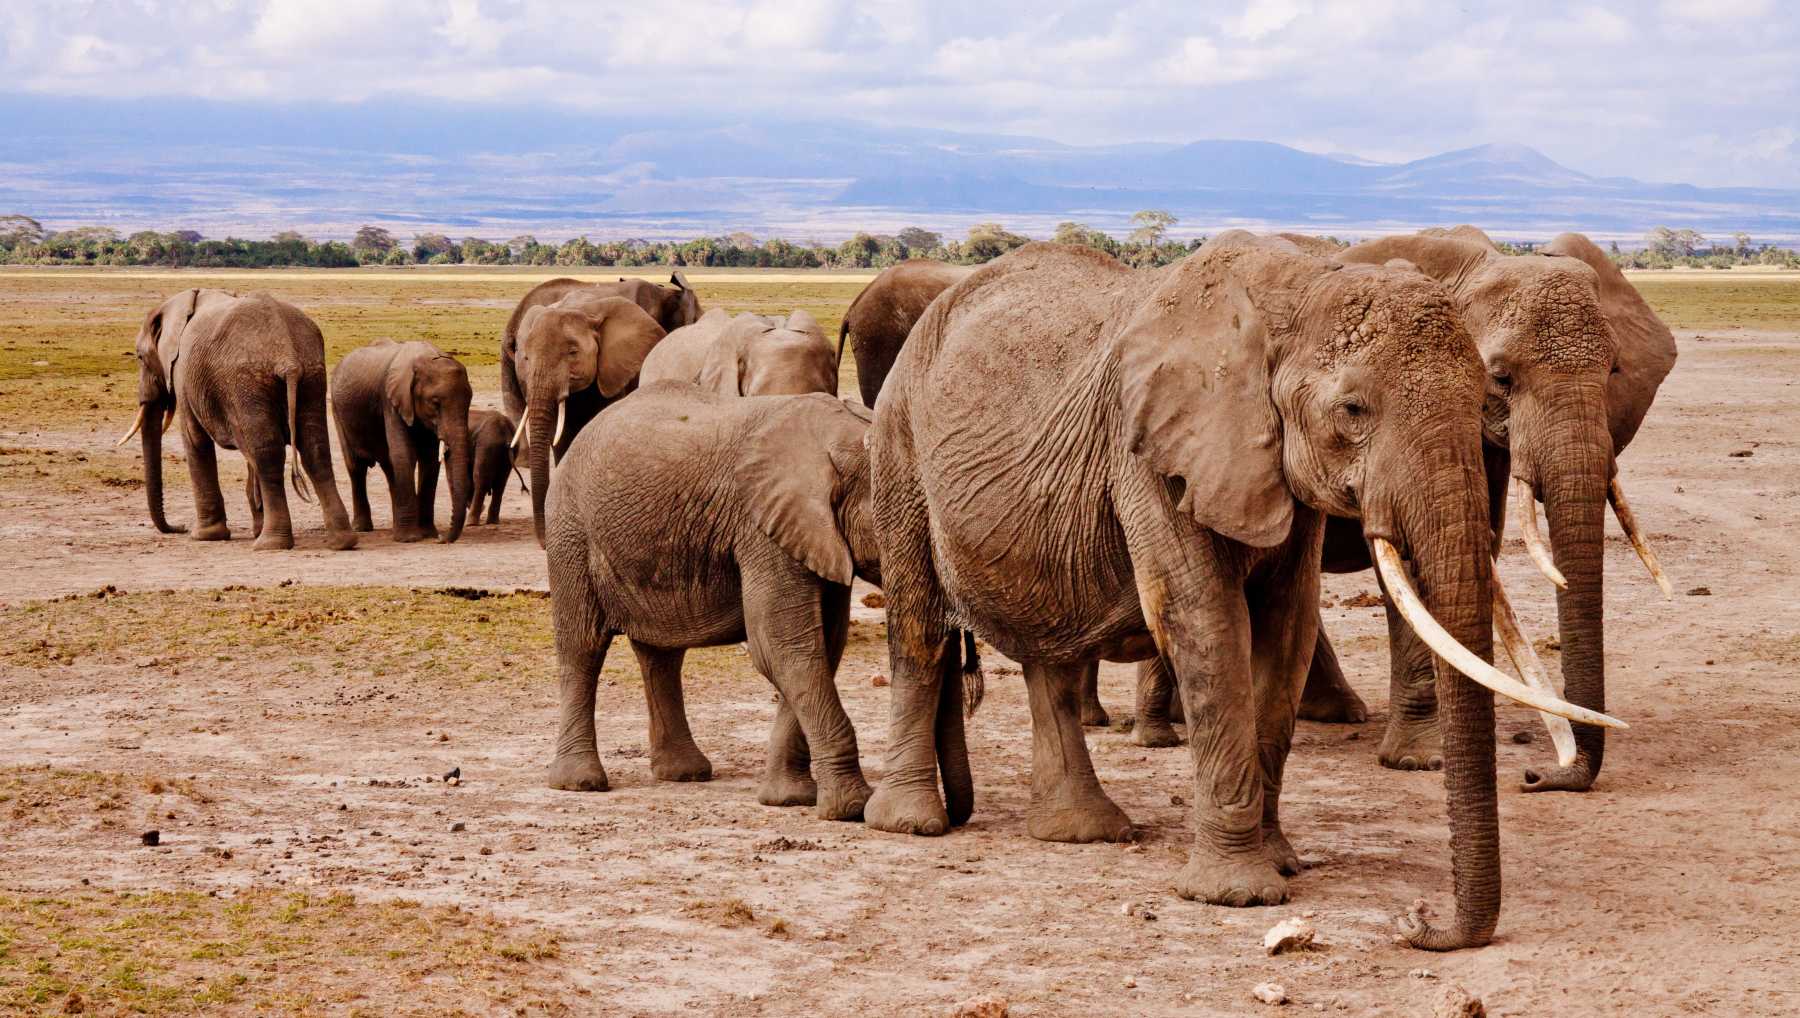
[1491,371,1512,390]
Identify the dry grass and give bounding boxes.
[0,887,573,1016]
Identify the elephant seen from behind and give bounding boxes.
[463,409,524,527]
[331,340,475,543]
[641,308,838,396]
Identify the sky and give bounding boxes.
[1,0,1796,188]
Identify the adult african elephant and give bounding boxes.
[503,292,669,544]
[120,289,356,551]
[642,308,838,396]
[866,236,1621,951]
[1287,228,1677,791]
[544,384,885,820]
[331,340,474,543]
[838,259,973,407]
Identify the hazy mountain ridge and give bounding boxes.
[2,96,1794,242]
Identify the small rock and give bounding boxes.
[444,766,461,781]
[1263,916,1316,955]
[1122,975,1137,989]
[946,994,1008,1018]
[1169,794,1185,806]
[1252,982,1287,1006]
[1119,901,1137,917]
[1430,984,1486,1018]
[1728,449,1753,458]
[1510,730,1535,744]
[479,846,493,856]
[450,822,466,833]
[438,732,450,742]
[447,776,461,787]
[1686,586,1712,596]
[62,991,84,1014]
[861,591,887,609]
[1409,968,1437,979]
[337,803,348,811]
[871,674,889,688]
[141,830,160,847]
[133,656,160,668]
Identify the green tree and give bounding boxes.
[412,233,455,262]
[0,214,45,249]
[1128,209,1177,247]
[962,222,1028,263]
[897,227,941,255]
[353,225,397,258]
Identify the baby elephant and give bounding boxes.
[331,340,474,543]
[462,409,524,526]
[544,382,878,820]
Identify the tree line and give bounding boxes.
[0,213,1791,271]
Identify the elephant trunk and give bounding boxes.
[1385,414,1501,951]
[442,418,473,544]
[526,395,560,547]
[140,401,185,534]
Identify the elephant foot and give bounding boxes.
[1175,850,1288,907]
[864,782,949,837]
[547,753,609,792]
[1521,759,1597,793]
[393,527,433,544]
[815,774,874,822]
[1262,825,1302,876]
[191,522,231,542]
[1026,791,1135,843]
[650,745,713,783]
[757,769,817,808]
[1132,717,1182,748]
[253,530,295,551]
[353,516,374,532]
[327,530,358,552]
[1079,699,1111,729]
[1297,684,1371,724]
[1378,717,1443,771]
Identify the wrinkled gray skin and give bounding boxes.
[463,409,524,526]
[544,383,883,820]
[1171,228,1674,793]
[332,340,474,543]
[130,289,356,551]
[642,308,838,396]
[838,260,974,408]
[870,236,1507,950]
[500,275,697,544]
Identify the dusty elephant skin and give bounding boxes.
[1288,227,1677,791]
[498,274,698,544]
[837,259,974,408]
[642,307,839,397]
[331,340,474,544]
[543,383,880,821]
[123,289,357,551]
[463,409,523,527]
[868,233,1552,951]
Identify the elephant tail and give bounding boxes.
[283,369,315,503]
[959,628,985,717]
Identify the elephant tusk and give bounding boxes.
[1491,568,1578,767]
[1373,538,1626,730]
[510,419,527,452]
[1512,476,1568,590]
[116,405,146,447]
[552,399,568,449]
[1608,477,1674,599]
[161,406,175,433]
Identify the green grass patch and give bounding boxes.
[1631,275,1800,332]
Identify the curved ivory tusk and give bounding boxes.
[161,406,175,433]
[1491,570,1578,767]
[1608,477,1674,599]
[116,405,146,447]
[552,399,568,449]
[1372,538,1626,730]
[1511,476,1568,590]
[510,418,528,452]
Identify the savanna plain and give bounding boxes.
[1,266,1797,1016]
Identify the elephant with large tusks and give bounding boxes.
[642,308,839,396]
[865,235,1623,951]
[330,340,475,544]
[544,384,883,820]
[120,289,356,551]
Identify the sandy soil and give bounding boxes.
[3,326,1798,1016]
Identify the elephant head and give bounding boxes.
[514,293,666,544]
[666,271,702,329]
[735,394,879,587]
[121,288,232,534]
[387,343,474,543]
[1340,228,1676,791]
[702,310,839,397]
[1121,231,1621,948]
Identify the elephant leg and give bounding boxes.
[385,417,425,542]
[744,564,870,821]
[1296,623,1370,723]
[758,697,816,807]
[468,479,487,527]
[546,551,612,792]
[183,422,230,541]
[487,485,502,525]
[415,434,440,540]
[1078,660,1111,727]
[294,372,355,550]
[1132,656,1182,747]
[246,443,294,551]
[1376,586,1444,772]
[1021,659,1134,843]
[245,467,264,540]
[631,641,712,782]
[349,461,375,532]
[1247,551,1323,878]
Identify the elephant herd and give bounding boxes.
[122,225,1679,951]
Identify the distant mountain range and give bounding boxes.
[3,96,1795,244]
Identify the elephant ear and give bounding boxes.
[700,315,771,396]
[1543,232,1679,450]
[1116,235,1302,547]
[383,344,423,425]
[154,288,201,385]
[585,297,668,397]
[736,394,860,584]
[783,308,823,340]
[1420,224,1500,250]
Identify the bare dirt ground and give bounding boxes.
[3,272,1799,1015]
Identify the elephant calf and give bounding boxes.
[463,409,523,526]
[544,383,878,821]
[641,308,838,396]
[331,340,474,543]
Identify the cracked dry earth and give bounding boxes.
[2,327,1799,1016]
